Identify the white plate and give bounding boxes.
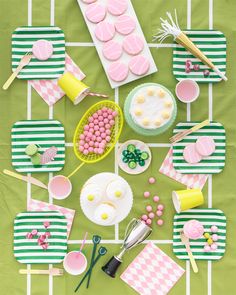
[118,140,151,175]
[80,172,133,226]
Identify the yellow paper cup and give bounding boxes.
[58,72,90,105]
[172,189,204,213]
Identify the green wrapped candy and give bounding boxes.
[25,144,38,156]
[122,157,129,163]
[139,160,145,167]
[140,152,149,160]
[127,144,136,153]
[134,149,141,155]
[31,153,41,166]
[122,150,129,157]
[128,161,137,169]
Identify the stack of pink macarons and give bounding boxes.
[183,136,215,164]
[79,107,118,156]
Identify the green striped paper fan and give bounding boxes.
[14,211,67,264]
[173,30,226,83]
[11,120,65,173]
[173,209,226,261]
[12,26,65,79]
[172,121,226,174]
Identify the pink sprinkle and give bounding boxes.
[44,221,50,228]
[211,243,218,251]
[157,219,164,226]
[186,60,192,67]
[193,64,200,71]
[31,229,38,236]
[157,204,164,211]
[211,225,218,233]
[146,218,152,225]
[204,69,210,77]
[212,234,218,242]
[106,136,111,142]
[204,244,211,252]
[156,210,163,217]
[26,232,33,239]
[146,205,152,212]
[148,177,156,184]
[143,191,150,198]
[141,214,148,221]
[185,67,191,73]
[153,196,160,203]
[148,212,155,219]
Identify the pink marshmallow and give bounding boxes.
[148,212,155,219]
[157,204,164,211]
[157,219,164,226]
[156,210,163,217]
[146,205,152,212]
[141,214,148,221]
[153,196,160,203]
[143,191,150,198]
[146,218,152,225]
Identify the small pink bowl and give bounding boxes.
[175,79,200,103]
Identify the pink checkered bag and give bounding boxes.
[120,242,185,295]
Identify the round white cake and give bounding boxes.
[129,85,174,130]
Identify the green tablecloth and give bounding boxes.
[0,0,236,294]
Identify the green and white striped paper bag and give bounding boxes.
[173,209,226,260]
[12,26,65,79]
[11,120,65,173]
[172,121,226,174]
[173,30,226,83]
[14,211,67,264]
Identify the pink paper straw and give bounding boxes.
[79,232,88,253]
[87,92,109,98]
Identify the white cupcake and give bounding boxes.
[94,203,116,225]
[106,180,127,202]
[80,184,103,205]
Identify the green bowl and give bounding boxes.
[124,83,177,136]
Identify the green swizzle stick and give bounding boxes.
[86,235,101,288]
[74,246,107,292]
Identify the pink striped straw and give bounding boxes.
[87,92,109,98]
[79,232,88,253]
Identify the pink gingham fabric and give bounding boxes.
[29,54,86,106]
[120,242,185,295]
[159,148,208,189]
[27,199,75,238]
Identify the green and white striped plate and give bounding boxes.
[14,211,67,264]
[173,209,226,261]
[12,26,65,79]
[172,121,226,174]
[173,30,226,83]
[11,120,65,173]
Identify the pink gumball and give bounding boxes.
[84,130,88,136]
[104,118,109,124]
[79,146,84,152]
[98,116,103,121]
[89,128,94,134]
[146,218,152,225]
[80,134,85,140]
[79,140,85,145]
[108,114,113,120]
[108,109,112,114]
[146,205,152,212]
[110,120,115,126]
[84,125,89,131]
[156,210,163,217]
[85,137,91,143]
[106,129,111,135]
[103,112,108,118]
[94,119,99,125]
[148,212,155,219]
[89,123,94,128]
[89,141,94,147]
[106,136,111,142]
[94,148,98,154]
[157,204,164,211]
[99,143,105,148]
[95,131,100,137]
[94,125,99,131]
[87,132,93,138]
[101,139,106,144]
[141,214,148,221]
[84,143,89,149]
[105,124,111,129]
[143,191,150,198]
[157,219,164,226]
[98,148,104,154]
[100,127,105,133]
[97,137,102,142]
[153,196,160,203]
[97,110,102,115]
[83,149,89,155]
[93,113,98,119]
[112,111,118,117]
[101,133,106,139]
[92,135,96,141]
[94,142,99,147]
[88,147,94,153]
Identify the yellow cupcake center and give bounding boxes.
[147,88,154,96]
[101,213,108,220]
[165,100,172,108]
[134,108,142,116]
[142,118,150,126]
[115,191,122,198]
[154,119,162,126]
[158,90,166,98]
[87,194,94,201]
[162,111,170,119]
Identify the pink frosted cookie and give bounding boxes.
[102,40,122,61]
[108,61,129,82]
[183,143,202,164]
[85,3,106,23]
[32,40,53,61]
[107,0,128,16]
[184,219,204,240]
[95,21,115,42]
[82,0,97,3]
[123,35,144,55]
[129,55,150,76]
[115,15,136,35]
[195,136,215,157]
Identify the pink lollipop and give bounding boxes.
[85,3,106,23]
[183,144,202,164]
[32,40,53,61]
[103,40,122,61]
[129,55,150,76]
[115,15,136,35]
[195,136,215,157]
[123,35,144,55]
[95,21,115,42]
[183,219,204,240]
[107,0,128,16]
[108,61,129,82]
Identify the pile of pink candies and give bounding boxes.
[79,107,118,156]
[185,59,210,77]
[26,221,51,250]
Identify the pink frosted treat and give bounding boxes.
[183,219,204,240]
[107,0,128,16]
[183,143,202,164]
[115,15,136,35]
[195,136,215,157]
[95,21,115,42]
[32,40,53,61]
[82,0,97,3]
[85,3,106,23]
[123,35,144,55]
[107,61,129,82]
[102,40,122,61]
[129,55,150,76]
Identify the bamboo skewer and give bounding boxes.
[153,10,227,81]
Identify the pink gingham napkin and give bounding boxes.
[120,242,185,295]
[29,53,86,106]
[27,199,75,238]
[159,148,208,189]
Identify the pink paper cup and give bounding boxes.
[48,175,72,200]
[63,251,87,275]
[175,79,200,103]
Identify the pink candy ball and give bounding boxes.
[141,214,148,221]
[80,134,85,140]
[204,245,211,252]
[112,111,118,117]
[94,119,99,125]
[104,118,109,124]
[212,234,218,242]
[156,210,163,217]
[157,204,164,211]
[94,142,99,148]
[99,121,104,127]
[146,218,152,225]
[157,219,164,226]
[89,123,94,128]
[101,133,106,139]
[95,131,100,136]
[146,205,152,212]
[83,149,89,155]
[211,243,218,251]
[97,137,102,142]
[211,225,218,233]
[143,191,150,198]
[79,140,85,145]
[108,109,112,115]
[89,141,94,147]
[153,196,160,203]
[94,148,98,154]
[88,147,94,153]
[106,129,111,135]
[93,113,98,119]
[148,177,156,184]
[105,124,111,129]
[92,135,96,141]
[84,143,89,149]
[110,120,115,126]
[98,116,103,121]
[97,110,102,115]
[79,146,84,152]
[88,117,94,123]
[98,148,104,154]
[102,107,107,111]
[108,114,113,120]
[94,125,99,131]
[103,112,108,118]
[106,136,111,142]
[99,143,105,149]
[100,127,105,133]
[148,212,155,219]
[84,125,89,131]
